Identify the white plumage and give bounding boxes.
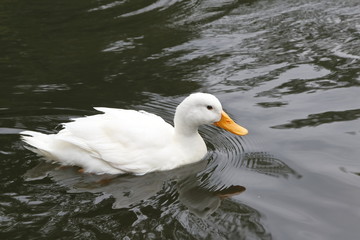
[21,93,248,175]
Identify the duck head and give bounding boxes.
[174,93,248,136]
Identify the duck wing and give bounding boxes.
[59,108,175,173]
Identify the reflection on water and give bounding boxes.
[24,161,245,218]
[272,108,360,129]
[241,152,300,178]
[19,145,296,238]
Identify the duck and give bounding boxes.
[21,93,248,175]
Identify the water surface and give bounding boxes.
[1,0,360,239]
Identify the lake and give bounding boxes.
[1,0,360,239]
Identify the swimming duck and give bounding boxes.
[21,93,248,175]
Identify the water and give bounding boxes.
[1,0,360,239]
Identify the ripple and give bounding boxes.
[0,128,25,135]
[102,36,144,53]
[118,0,184,18]
[272,108,360,129]
[164,0,360,97]
[88,0,126,12]
[0,108,95,135]
[13,84,71,94]
[332,44,360,60]
[253,64,332,98]
[152,30,266,64]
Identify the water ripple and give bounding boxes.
[88,0,126,12]
[119,0,184,18]
[2,0,360,239]
[272,108,360,129]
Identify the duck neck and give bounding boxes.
[173,109,207,162]
[173,111,200,138]
[174,122,199,138]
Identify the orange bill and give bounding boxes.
[214,111,248,136]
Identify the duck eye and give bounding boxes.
[207,105,213,110]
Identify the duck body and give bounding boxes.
[21,93,247,175]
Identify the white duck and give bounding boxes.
[21,93,248,175]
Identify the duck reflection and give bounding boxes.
[24,150,298,218]
[24,159,245,217]
[177,175,245,217]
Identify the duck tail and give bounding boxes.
[20,131,54,159]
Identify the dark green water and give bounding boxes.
[1,0,360,239]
